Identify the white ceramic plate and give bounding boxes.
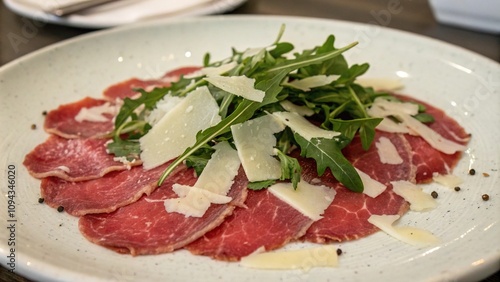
[0,16,499,282]
[3,0,246,28]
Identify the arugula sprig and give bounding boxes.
[107,27,396,193]
[157,41,359,187]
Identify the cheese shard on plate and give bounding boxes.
[240,245,338,270]
[433,174,463,188]
[355,168,386,198]
[368,98,466,154]
[375,136,404,165]
[391,180,437,212]
[194,141,241,195]
[283,74,338,91]
[268,180,336,221]
[273,111,339,141]
[231,115,285,182]
[368,214,439,246]
[163,141,240,217]
[164,185,232,218]
[204,75,265,102]
[139,86,221,169]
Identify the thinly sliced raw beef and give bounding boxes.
[303,133,411,243]
[102,67,200,101]
[79,167,248,256]
[186,189,314,261]
[23,135,140,181]
[397,96,470,183]
[40,163,172,216]
[44,97,115,139]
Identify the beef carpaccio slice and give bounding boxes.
[102,67,200,101]
[79,167,248,256]
[23,135,140,182]
[40,163,172,216]
[186,189,313,261]
[44,97,115,139]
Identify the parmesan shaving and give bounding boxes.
[268,180,336,221]
[368,214,439,246]
[283,75,338,91]
[368,98,466,154]
[231,115,285,182]
[204,75,265,102]
[355,168,386,198]
[433,174,463,188]
[139,86,221,169]
[357,78,404,92]
[375,136,404,165]
[279,100,314,116]
[273,111,340,141]
[240,245,338,270]
[391,180,437,212]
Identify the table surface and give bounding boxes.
[1,0,499,281]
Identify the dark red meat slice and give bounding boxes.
[44,97,115,139]
[23,135,140,182]
[102,67,200,100]
[302,133,411,243]
[186,188,313,261]
[40,163,171,216]
[78,167,248,256]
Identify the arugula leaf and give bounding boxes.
[331,118,382,150]
[294,133,363,192]
[276,149,302,189]
[248,180,276,190]
[413,113,435,123]
[106,139,141,161]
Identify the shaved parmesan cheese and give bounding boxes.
[283,75,338,91]
[368,98,466,154]
[370,97,419,115]
[391,180,437,212]
[355,168,386,198]
[139,86,221,169]
[193,141,241,195]
[164,186,231,217]
[433,174,463,188]
[398,113,466,154]
[268,180,336,221]
[368,214,439,246]
[164,142,239,217]
[200,62,238,77]
[75,102,117,122]
[273,111,340,141]
[280,100,314,116]
[240,245,338,270]
[231,115,285,182]
[374,118,411,133]
[357,78,404,92]
[204,75,265,102]
[145,95,184,126]
[376,136,404,165]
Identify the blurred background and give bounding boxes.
[1,0,498,65]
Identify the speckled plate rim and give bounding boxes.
[0,15,499,282]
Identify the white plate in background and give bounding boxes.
[3,0,246,28]
[0,16,499,282]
